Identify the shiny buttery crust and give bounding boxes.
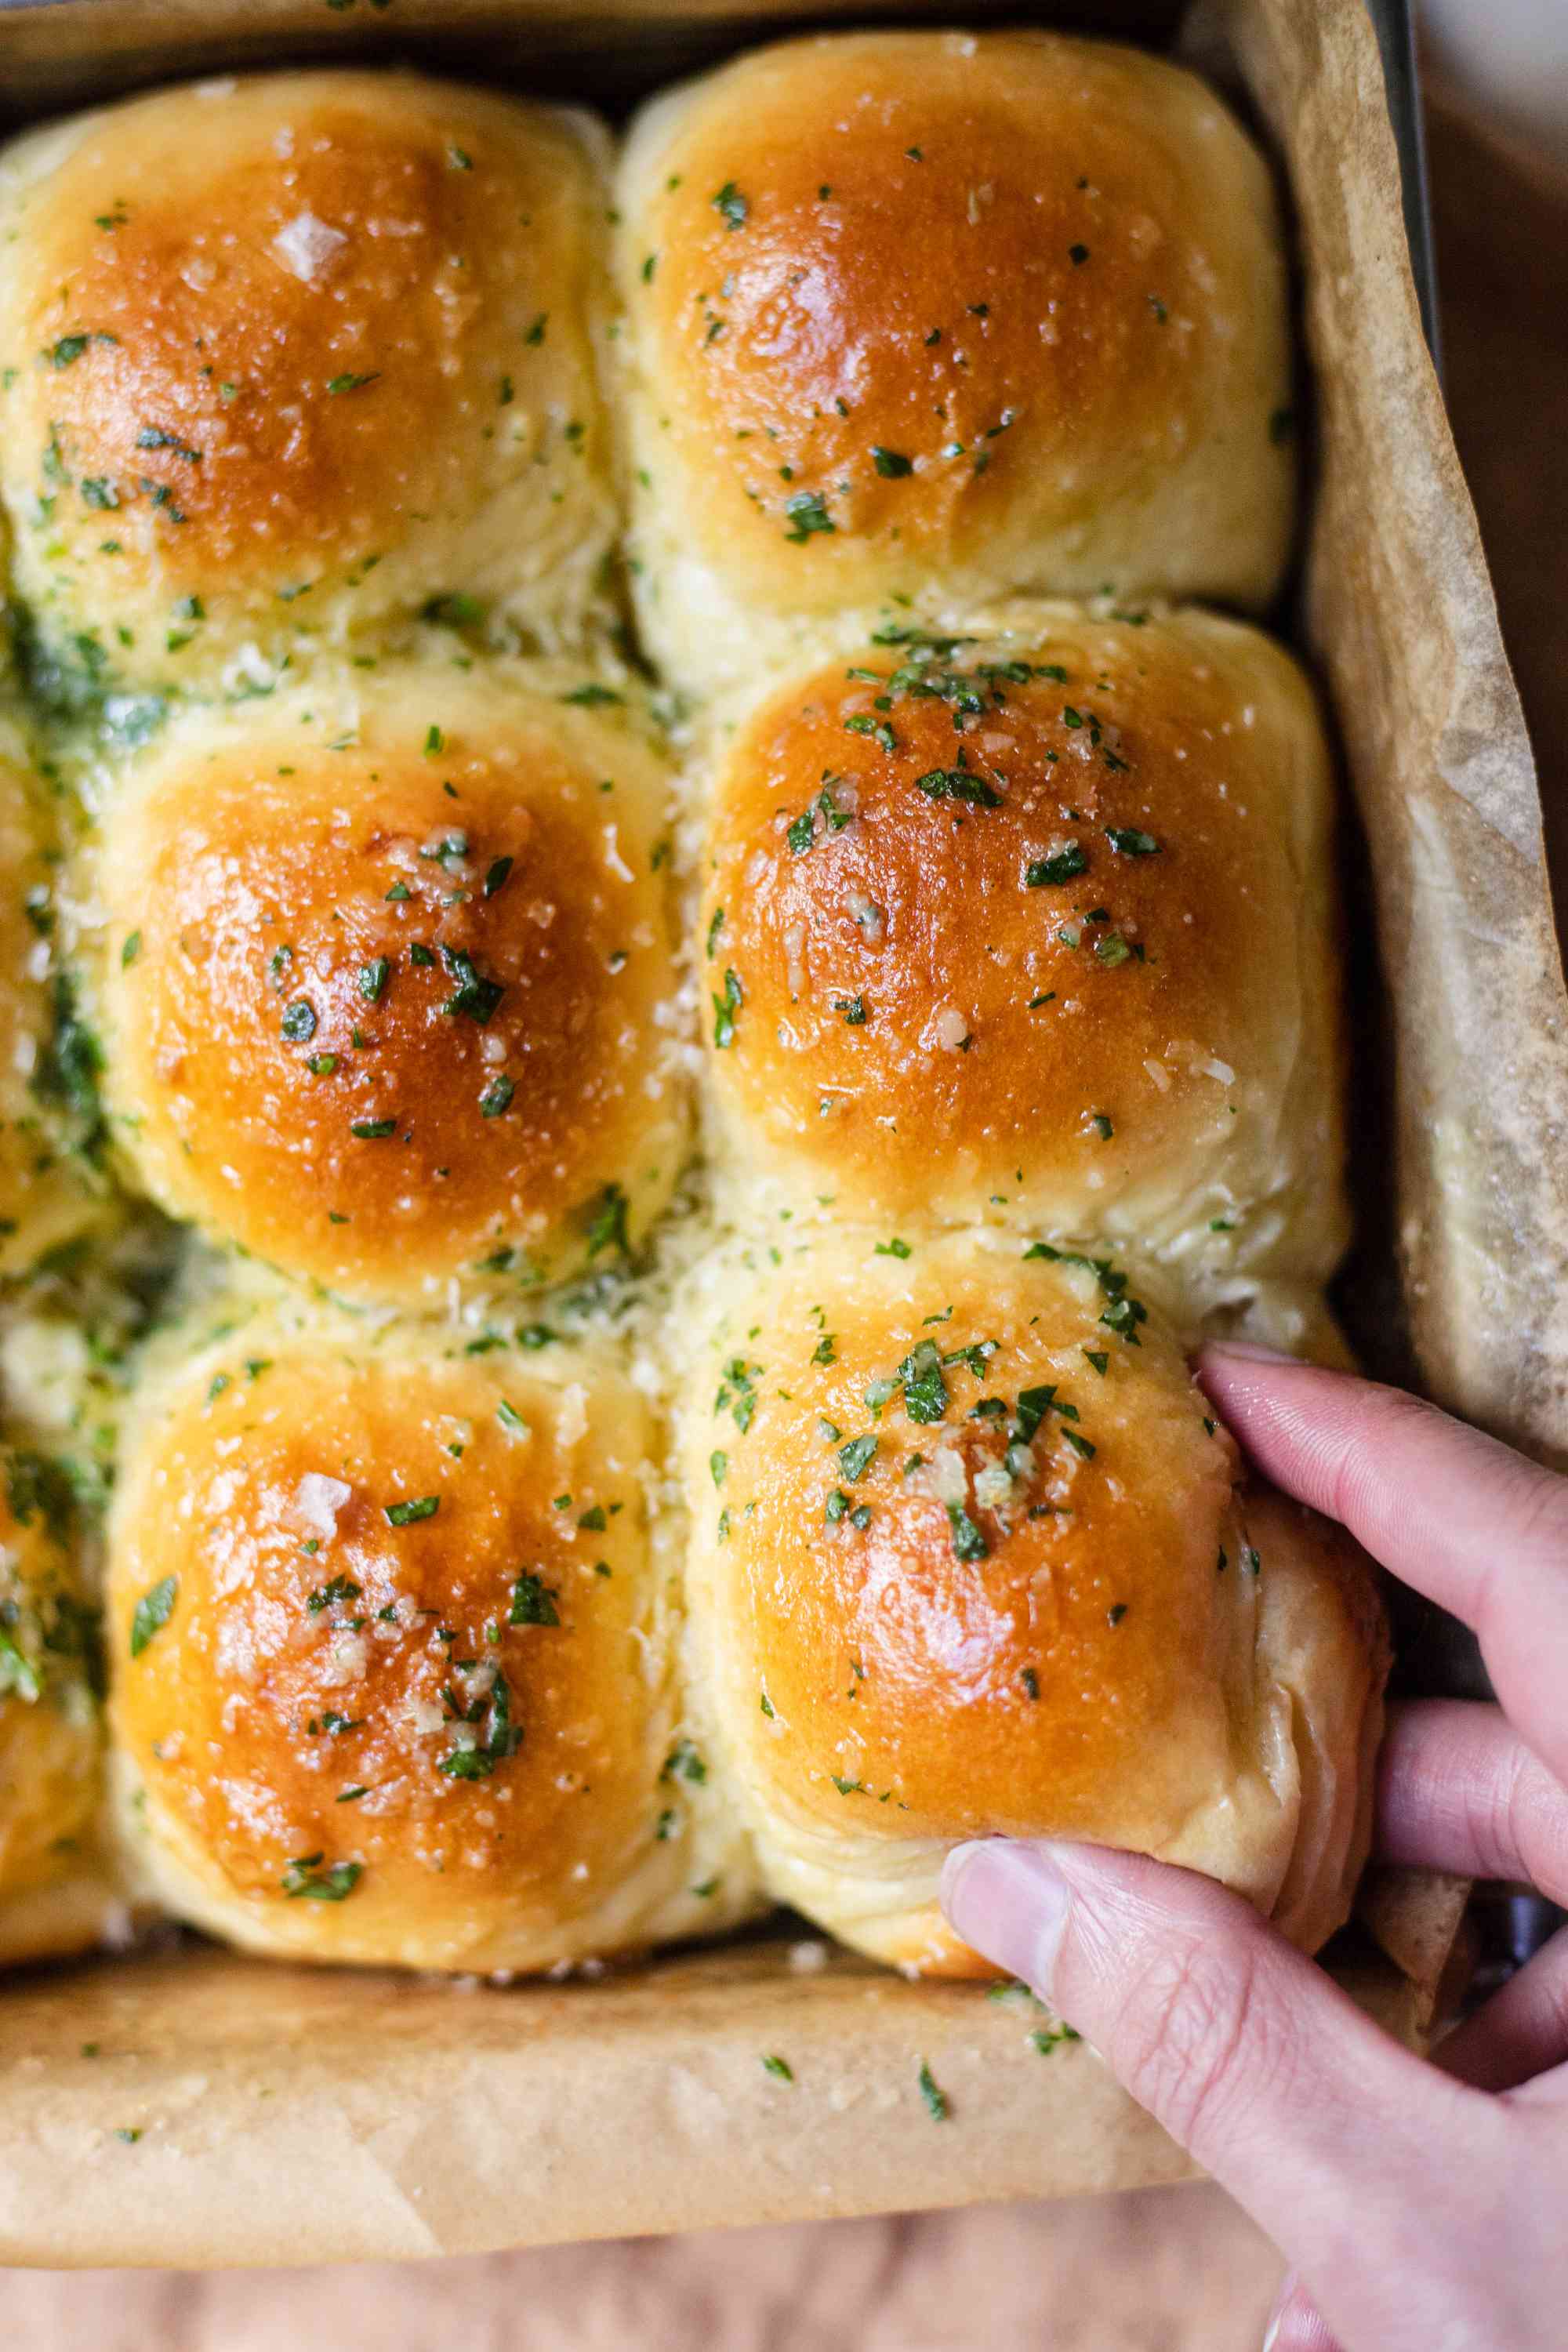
[616,31,1294,696]
[676,1229,1385,1971]
[699,600,1347,1289]
[93,664,688,1306]
[0,71,618,691]
[108,1308,758,1971]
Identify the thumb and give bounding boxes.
[1264,2274,1345,2352]
[942,1839,1503,2352]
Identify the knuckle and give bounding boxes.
[1109,1932,1286,2158]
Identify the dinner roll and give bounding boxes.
[94,664,688,1305]
[0,731,103,1279]
[108,1306,755,1970]
[676,1229,1385,1973]
[0,1441,111,1962]
[698,603,1345,1293]
[0,71,616,694]
[617,31,1293,696]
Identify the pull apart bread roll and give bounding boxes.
[0,728,103,1276]
[677,1231,1386,1973]
[92,666,687,1306]
[108,1311,756,1970]
[0,1443,118,1964]
[616,31,1294,697]
[0,72,616,692]
[699,603,1347,1296]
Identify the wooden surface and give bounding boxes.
[2,66,1563,2352]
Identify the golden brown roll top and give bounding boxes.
[0,71,618,693]
[107,1307,757,1971]
[698,603,1347,1294]
[0,731,104,1279]
[616,31,1294,697]
[93,664,688,1306]
[675,1229,1386,1973]
[0,1442,114,1962]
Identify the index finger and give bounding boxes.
[1199,1345,1568,1788]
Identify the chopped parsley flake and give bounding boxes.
[129,1574,177,1658]
[440,946,505,1025]
[782,489,834,543]
[715,1357,760,1432]
[1025,844,1087,888]
[915,764,1003,810]
[1031,2022,1082,2055]
[585,1181,630,1259]
[509,1570,560,1627]
[713,966,743,1048]
[895,1339,948,1425]
[946,1504,988,1562]
[306,1574,361,1614]
[281,1855,361,1902]
[439,1671,523,1780]
[1022,1243,1149,1346]
[662,1738,706,1785]
[385,1495,439,1526]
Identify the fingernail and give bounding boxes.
[1260,2271,1298,2352]
[1201,1338,1299,1366]
[940,1839,1073,1998]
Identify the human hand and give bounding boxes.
[941,1343,1568,2352]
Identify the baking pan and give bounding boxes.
[0,0,1553,2264]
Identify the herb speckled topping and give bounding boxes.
[676,1227,1385,1973]
[616,29,1293,695]
[95,668,688,1307]
[699,603,1346,1287]
[0,71,619,694]
[107,1317,750,1971]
